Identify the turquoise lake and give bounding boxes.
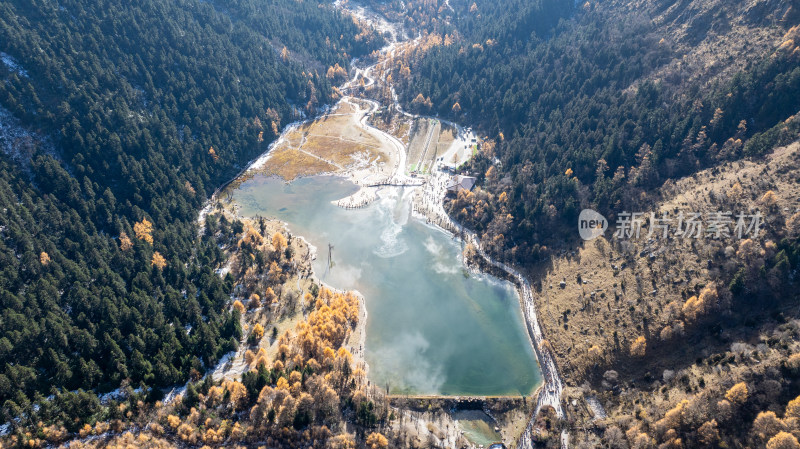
[233,175,540,396]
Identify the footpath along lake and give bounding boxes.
[233,174,541,396]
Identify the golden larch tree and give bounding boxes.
[767,432,800,449]
[730,182,743,199]
[630,336,647,357]
[366,432,389,449]
[328,434,356,449]
[760,190,778,208]
[264,287,278,305]
[233,300,246,314]
[167,415,181,430]
[251,323,265,342]
[244,349,255,366]
[725,382,749,405]
[786,394,800,418]
[134,219,154,244]
[119,231,133,251]
[587,345,603,363]
[753,411,787,442]
[226,380,248,411]
[657,399,687,431]
[698,419,720,446]
[710,107,724,126]
[151,251,166,270]
[272,231,288,254]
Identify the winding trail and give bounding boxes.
[335,3,568,446]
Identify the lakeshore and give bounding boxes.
[199,2,565,446]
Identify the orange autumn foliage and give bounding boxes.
[151,251,166,270]
[630,335,647,357]
[251,323,265,342]
[118,231,133,251]
[134,218,154,244]
[725,382,749,404]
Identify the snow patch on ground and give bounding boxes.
[162,384,187,405]
[0,52,28,78]
[210,348,249,383]
[585,395,607,420]
[98,388,126,404]
[97,387,143,405]
[0,107,56,167]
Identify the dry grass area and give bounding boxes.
[533,235,689,382]
[534,140,800,384]
[282,128,304,148]
[496,402,539,447]
[331,100,358,115]
[536,140,800,447]
[258,102,390,180]
[303,134,384,166]
[259,146,338,181]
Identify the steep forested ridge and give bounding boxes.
[391,0,800,263]
[0,0,382,429]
